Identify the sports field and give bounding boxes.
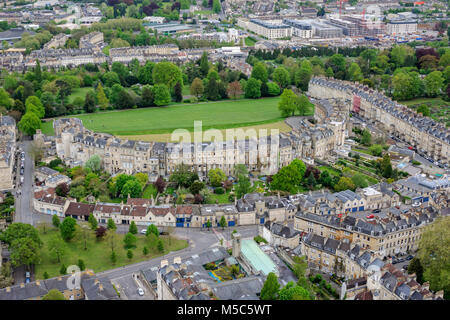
[41,97,286,136]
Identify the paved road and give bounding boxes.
[14,140,34,225]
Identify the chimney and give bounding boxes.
[6,287,11,292]
[36,280,41,286]
[422,282,430,291]
[20,283,25,288]
[173,256,181,265]
[160,259,169,268]
[99,283,104,291]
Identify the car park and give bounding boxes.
[402,264,409,271]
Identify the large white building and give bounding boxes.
[238,18,292,39]
[387,20,418,36]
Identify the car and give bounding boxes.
[372,209,381,213]
[402,264,409,271]
[160,231,169,236]
[137,288,144,296]
[392,259,399,264]
[406,255,414,261]
[140,229,147,235]
[25,271,30,278]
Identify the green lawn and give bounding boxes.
[34,226,188,280]
[400,97,449,127]
[41,97,284,136]
[319,166,341,177]
[67,87,93,104]
[142,184,158,199]
[245,36,256,46]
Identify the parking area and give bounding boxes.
[111,274,154,300]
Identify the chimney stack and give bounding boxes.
[160,259,168,268]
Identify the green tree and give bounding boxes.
[381,153,393,178]
[123,232,137,249]
[190,77,204,99]
[42,289,65,300]
[174,81,183,102]
[368,144,383,156]
[78,259,85,271]
[10,237,39,268]
[88,213,98,230]
[18,112,41,136]
[208,168,226,187]
[146,224,159,238]
[152,62,183,90]
[199,51,209,77]
[0,88,13,110]
[361,129,372,146]
[25,96,44,118]
[278,281,311,300]
[212,0,221,13]
[296,94,314,116]
[235,174,251,199]
[122,179,143,198]
[157,239,164,252]
[83,90,96,113]
[417,216,450,297]
[153,84,171,106]
[48,235,66,263]
[0,223,41,247]
[129,221,138,234]
[52,214,60,228]
[110,251,117,264]
[278,89,298,117]
[295,60,313,91]
[59,264,66,275]
[416,104,431,117]
[107,218,116,231]
[251,62,268,83]
[96,83,109,110]
[267,82,281,96]
[334,176,356,192]
[348,62,363,82]
[424,71,444,97]
[260,272,280,300]
[143,246,149,256]
[206,77,220,100]
[351,173,369,188]
[60,217,77,241]
[85,154,101,172]
[408,257,424,284]
[189,180,205,195]
[137,61,155,85]
[271,164,302,193]
[273,67,290,89]
[219,215,226,230]
[127,249,133,260]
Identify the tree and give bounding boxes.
[251,62,268,83]
[25,96,44,119]
[107,218,116,231]
[227,81,242,99]
[267,82,281,96]
[189,180,204,195]
[110,251,117,264]
[122,179,142,198]
[157,239,164,252]
[59,264,66,275]
[278,281,311,300]
[88,213,98,230]
[190,77,204,99]
[146,224,159,238]
[351,173,369,188]
[83,90,96,113]
[319,170,333,188]
[212,0,221,13]
[305,173,317,190]
[408,258,424,284]
[199,51,209,77]
[260,272,280,300]
[18,112,41,136]
[154,176,166,193]
[369,144,383,157]
[334,177,356,192]
[206,77,220,101]
[0,88,13,110]
[326,54,346,80]
[96,83,109,110]
[417,216,450,296]
[361,129,372,146]
[78,259,85,271]
[235,174,251,199]
[381,153,393,178]
[48,235,66,263]
[273,67,290,89]
[278,89,297,117]
[295,60,313,91]
[60,217,77,241]
[424,71,444,97]
[153,84,171,106]
[206,219,212,231]
[10,237,39,268]
[127,249,133,260]
[143,246,149,256]
[129,221,138,234]
[85,155,101,173]
[174,81,183,102]
[0,223,41,247]
[42,289,66,300]
[244,77,261,99]
[96,226,107,238]
[56,183,69,197]
[296,94,314,116]
[123,232,137,249]
[152,62,183,90]
[208,168,226,187]
[348,62,363,82]
[416,104,431,117]
[219,216,226,230]
[52,214,60,228]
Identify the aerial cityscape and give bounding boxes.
[0,0,448,305]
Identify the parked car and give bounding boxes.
[402,264,409,271]
[137,288,144,296]
[140,229,147,235]
[406,255,414,261]
[372,209,381,213]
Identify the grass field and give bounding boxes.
[245,36,257,46]
[40,97,285,136]
[68,87,93,104]
[142,184,158,199]
[34,226,188,280]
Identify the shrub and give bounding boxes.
[205,262,216,270]
[253,235,268,244]
[214,187,224,194]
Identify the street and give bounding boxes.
[13,140,34,225]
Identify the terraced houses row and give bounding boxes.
[308,77,450,165]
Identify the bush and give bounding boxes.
[214,187,224,194]
[204,262,216,270]
[183,98,191,103]
[253,235,268,244]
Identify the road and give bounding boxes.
[99,225,259,300]
[13,140,34,225]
